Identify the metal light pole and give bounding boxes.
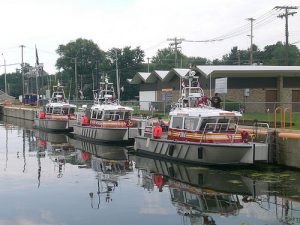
[1,53,7,93]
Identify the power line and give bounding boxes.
[184,8,278,43]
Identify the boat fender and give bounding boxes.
[241,131,249,143]
[153,125,162,139]
[39,111,45,119]
[81,116,89,126]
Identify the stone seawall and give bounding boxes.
[1,106,36,121]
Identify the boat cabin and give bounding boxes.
[90,108,132,121]
[45,103,76,116]
[169,112,239,132]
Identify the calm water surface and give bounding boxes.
[1,117,300,225]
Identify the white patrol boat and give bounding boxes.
[133,70,270,165]
[34,81,77,132]
[72,75,138,143]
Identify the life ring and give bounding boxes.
[39,111,45,119]
[241,131,249,143]
[81,116,89,126]
[153,125,162,139]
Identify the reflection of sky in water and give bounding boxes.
[0,122,300,225]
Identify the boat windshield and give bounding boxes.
[53,107,62,114]
[184,117,199,130]
[70,108,75,115]
[62,108,69,115]
[171,117,184,129]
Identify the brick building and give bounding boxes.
[129,65,300,112]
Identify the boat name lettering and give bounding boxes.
[219,112,235,116]
[176,113,188,116]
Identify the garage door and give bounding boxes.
[139,91,156,110]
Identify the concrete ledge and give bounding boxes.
[2,106,37,121]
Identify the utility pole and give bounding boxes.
[147,57,150,72]
[275,6,298,65]
[167,37,185,68]
[1,53,7,93]
[247,18,255,65]
[20,45,25,102]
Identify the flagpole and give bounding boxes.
[35,45,39,107]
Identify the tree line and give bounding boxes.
[1,38,299,100]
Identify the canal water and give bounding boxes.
[1,117,300,225]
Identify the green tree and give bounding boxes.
[56,38,106,100]
[106,46,145,100]
[260,42,300,65]
[151,47,210,69]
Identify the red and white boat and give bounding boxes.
[133,70,270,165]
[34,82,77,132]
[72,75,138,143]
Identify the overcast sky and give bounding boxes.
[0,0,299,74]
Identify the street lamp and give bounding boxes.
[1,53,7,93]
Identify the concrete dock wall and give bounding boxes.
[2,106,36,121]
[276,137,300,169]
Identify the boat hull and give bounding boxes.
[134,136,269,165]
[72,124,138,143]
[34,118,73,132]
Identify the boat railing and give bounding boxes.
[200,122,238,143]
[251,122,270,143]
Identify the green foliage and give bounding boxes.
[106,46,145,100]
[56,38,107,100]
[217,42,300,66]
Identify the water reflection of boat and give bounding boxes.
[33,130,76,178]
[68,136,128,161]
[72,139,133,209]
[34,129,69,144]
[130,154,271,224]
[131,155,268,196]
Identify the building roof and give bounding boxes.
[195,65,300,78]
[129,65,300,84]
[164,68,191,82]
[130,72,151,84]
[146,70,169,83]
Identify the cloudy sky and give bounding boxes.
[0,0,299,74]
